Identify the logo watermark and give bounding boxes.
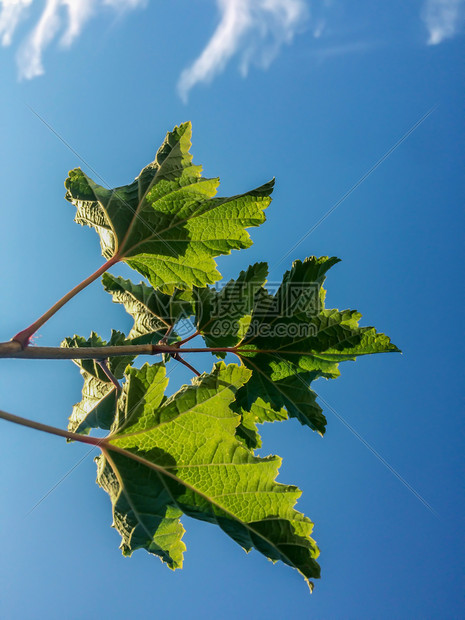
[209,319,317,339]
[151,281,321,340]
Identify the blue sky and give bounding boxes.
[0,1,464,618]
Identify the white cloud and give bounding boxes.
[3,0,462,94]
[0,0,145,80]
[2,0,310,93]
[422,0,465,45]
[0,0,33,46]
[177,0,308,102]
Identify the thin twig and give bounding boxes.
[97,359,121,391]
[12,255,119,348]
[158,324,176,345]
[178,330,200,346]
[172,353,201,376]
[0,409,103,446]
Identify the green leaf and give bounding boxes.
[235,398,289,450]
[62,330,138,435]
[234,377,325,450]
[99,362,320,588]
[194,262,268,355]
[97,362,185,568]
[97,454,186,569]
[65,122,273,292]
[194,257,399,442]
[102,273,194,344]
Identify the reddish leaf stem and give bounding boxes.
[177,330,200,346]
[12,255,120,348]
[0,409,104,446]
[171,353,201,376]
[97,359,122,391]
[158,324,176,345]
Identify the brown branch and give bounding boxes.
[0,342,237,360]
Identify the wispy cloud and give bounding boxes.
[0,0,32,46]
[177,0,308,102]
[7,1,460,97]
[422,0,465,45]
[0,0,145,80]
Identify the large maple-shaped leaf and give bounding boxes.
[194,257,399,445]
[97,454,186,569]
[96,362,185,568]
[195,261,268,354]
[235,377,325,449]
[65,122,273,292]
[62,330,139,435]
[98,362,320,588]
[102,272,194,344]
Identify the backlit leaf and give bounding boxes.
[194,257,399,445]
[102,272,194,344]
[65,122,273,292]
[98,362,320,588]
[62,330,138,435]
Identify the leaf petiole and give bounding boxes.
[12,255,120,348]
[170,352,201,376]
[177,330,200,346]
[0,409,104,446]
[97,359,122,391]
